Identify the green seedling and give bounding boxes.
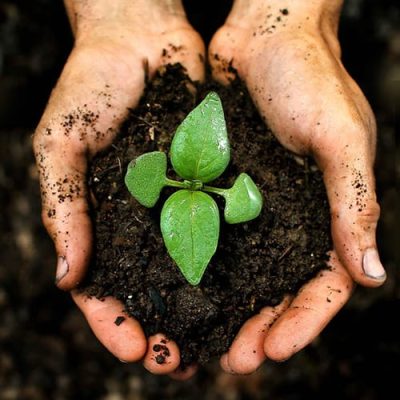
[125,92,263,285]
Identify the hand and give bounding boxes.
[33,0,204,377]
[209,0,386,374]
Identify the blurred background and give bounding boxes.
[0,0,399,399]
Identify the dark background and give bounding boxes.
[0,0,399,399]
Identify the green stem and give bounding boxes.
[165,178,188,189]
[202,185,227,197]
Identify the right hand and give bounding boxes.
[33,0,204,377]
[209,0,385,374]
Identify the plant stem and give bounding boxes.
[165,179,228,195]
[165,178,187,189]
[202,185,227,197]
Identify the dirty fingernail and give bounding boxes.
[56,256,69,284]
[362,248,386,281]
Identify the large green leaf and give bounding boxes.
[160,190,220,285]
[124,151,167,207]
[223,173,263,224]
[170,92,230,183]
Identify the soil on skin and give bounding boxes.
[84,64,331,366]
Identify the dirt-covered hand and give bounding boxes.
[209,0,386,374]
[33,0,204,376]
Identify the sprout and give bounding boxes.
[125,92,263,285]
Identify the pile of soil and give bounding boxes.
[2,1,399,398]
[85,65,331,366]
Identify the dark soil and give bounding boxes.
[84,65,331,366]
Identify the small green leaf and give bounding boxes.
[160,190,219,285]
[125,151,167,207]
[223,173,263,224]
[170,92,230,183]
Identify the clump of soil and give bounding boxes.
[85,64,331,366]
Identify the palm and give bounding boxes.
[45,26,204,153]
[244,36,372,150]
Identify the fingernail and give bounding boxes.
[362,248,386,281]
[56,256,69,284]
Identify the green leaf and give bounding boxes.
[160,190,220,285]
[124,151,167,207]
[170,92,230,183]
[223,173,263,224]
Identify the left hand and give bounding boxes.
[33,0,205,378]
[209,0,386,374]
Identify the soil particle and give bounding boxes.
[211,53,236,77]
[152,341,171,365]
[60,104,100,140]
[84,64,331,367]
[352,169,368,212]
[153,344,170,357]
[155,354,166,364]
[114,316,126,326]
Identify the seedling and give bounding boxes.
[125,92,263,285]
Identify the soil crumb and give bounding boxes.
[84,64,331,366]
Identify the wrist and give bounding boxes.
[65,0,186,39]
[229,0,343,36]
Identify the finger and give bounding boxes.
[316,126,386,287]
[264,252,354,361]
[169,364,198,381]
[33,47,146,290]
[72,291,147,362]
[293,62,386,288]
[242,46,385,287]
[221,297,291,374]
[143,333,180,375]
[33,133,91,290]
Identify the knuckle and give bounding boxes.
[357,199,380,219]
[330,199,380,229]
[33,125,57,155]
[355,199,380,229]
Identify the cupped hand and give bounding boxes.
[33,0,204,376]
[209,0,386,374]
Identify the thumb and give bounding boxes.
[33,130,92,290]
[33,43,147,290]
[315,128,386,287]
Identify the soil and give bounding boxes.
[84,65,331,366]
